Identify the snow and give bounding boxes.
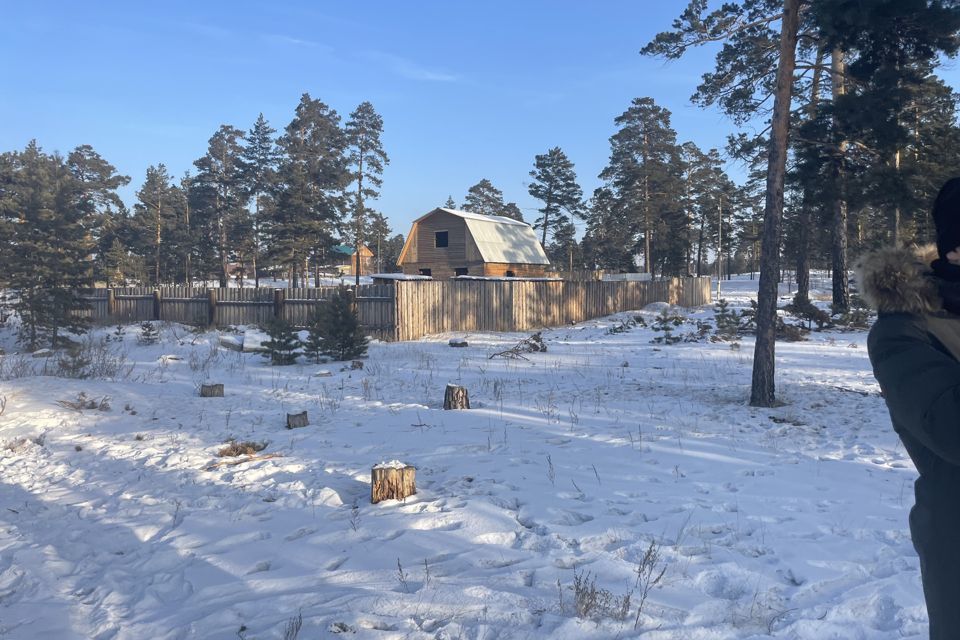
[0,273,929,639]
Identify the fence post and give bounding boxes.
[208,290,217,326]
[153,290,161,320]
[106,288,115,319]
[273,288,284,319]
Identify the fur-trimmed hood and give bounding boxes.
[855,244,943,314]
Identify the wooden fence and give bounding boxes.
[76,277,710,342]
[78,285,396,341]
[392,277,711,341]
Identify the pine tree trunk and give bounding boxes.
[829,48,849,313]
[696,217,705,277]
[750,0,800,408]
[893,149,902,246]
[643,136,652,274]
[796,212,810,302]
[253,196,260,288]
[794,47,824,304]
[355,163,364,287]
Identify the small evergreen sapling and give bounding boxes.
[138,321,160,345]
[313,286,368,361]
[713,299,740,340]
[261,318,301,365]
[303,313,326,364]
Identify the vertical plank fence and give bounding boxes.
[74,276,710,341]
[392,276,711,341]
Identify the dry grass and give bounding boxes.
[56,392,111,412]
[217,440,267,457]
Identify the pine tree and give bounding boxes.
[313,285,367,361]
[67,144,130,284]
[645,0,802,405]
[2,142,124,348]
[105,238,131,286]
[261,317,301,365]
[462,179,520,219]
[547,220,582,272]
[598,97,685,275]
[443,195,456,208]
[193,125,247,288]
[681,143,738,278]
[581,187,634,271]
[269,94,349,287]
[378,234,406,273]
[345,102,389,285]
[368,211,392,273]
[240,114,280,288]
[501,202,524,221]
[528,147,584,249]
[132,164,178,286]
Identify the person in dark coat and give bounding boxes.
[859,177,960,639]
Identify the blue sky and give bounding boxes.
[3,1,959,238]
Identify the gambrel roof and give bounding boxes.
[399,208,550,265]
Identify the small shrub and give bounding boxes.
[217,440,267,457]
[57,349,91,379]
[261,318,301,366]
[565,568,633,622]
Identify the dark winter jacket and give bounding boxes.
[858,244,960,638]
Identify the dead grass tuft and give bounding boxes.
[217,440,267,457]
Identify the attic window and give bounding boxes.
[455,267,468,276]
[435,231,448,248]
[419,268,432,276]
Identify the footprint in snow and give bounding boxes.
[284,527,315,541]
[550,510,594,526]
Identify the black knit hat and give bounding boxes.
[933,177,960,260]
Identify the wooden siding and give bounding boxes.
[413,211,468,265]
[481,263,549,278]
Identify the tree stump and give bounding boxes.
[286,411,309,429]
[443,384,470,410]
[351,360,364,370]
[200,383,224,398]
[371,462,416,504]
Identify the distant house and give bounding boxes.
[397,208,550,279]
[331,244,374,276]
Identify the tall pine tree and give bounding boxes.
[528,147,584,250]
[241,114,280,288]
[345,102,389,285]
[269,94,349,287]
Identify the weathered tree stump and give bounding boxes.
[286,411,309,429]
[443,384,470,410]
[371,462,416,504]
[351,360,364,370]
[200,383,224,398]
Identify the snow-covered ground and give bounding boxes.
[0,275,926,639]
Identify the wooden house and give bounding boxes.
[331,244,374,276]
[397,208,550,278]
